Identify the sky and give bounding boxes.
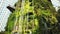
[0,0,18,32]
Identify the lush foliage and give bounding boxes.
[2,0,60,34]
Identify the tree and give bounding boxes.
[5,0,59,34]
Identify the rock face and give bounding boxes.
[0,0,18,32]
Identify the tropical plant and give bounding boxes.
[5,0,58,34]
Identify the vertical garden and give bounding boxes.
[1,0,60,34]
